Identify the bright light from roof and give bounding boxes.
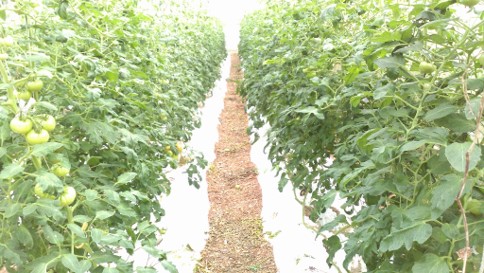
[207,0,263,50]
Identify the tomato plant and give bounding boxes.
[0,0,225,272]
[240,0,483,272]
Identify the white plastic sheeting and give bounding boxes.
[155,55,232,272]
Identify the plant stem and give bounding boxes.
[0,59,18,113]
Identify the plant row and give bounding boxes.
[239,0,483,272]
[0,0,226,272]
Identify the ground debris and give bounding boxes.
[195,53,277,273]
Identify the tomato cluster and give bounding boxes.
[6,69,76,208]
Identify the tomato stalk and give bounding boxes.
[66,206,75,254]
[31,155,43,170]
[0,58,18,113]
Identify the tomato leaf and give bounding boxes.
[374,56,405,69]
[15,225,34,248]
[464,98,481,120]
[430,174,461,218]
[161,260,178,273]
[61,254,81,273]
[441,223,459,240]
[31,142,64,157]
[5,203,21,218]
[412,253,449,273]
[295,106,325,120]
[35,170,63,191]
[35,101,58,111]
[116,172,137,186]
[67,223,86,238]
[380,223,432,252]
[434,113,476,133]
[91,229,103,244]
[323,235,341,266]
[95,210,115,220]
[102,268,120,273]
[423,104,459,122]
[374,83,395,100]
[400,140,426,152]
[42,225,64,245]
[78,261,92,273]
[0,163,24,179]
[444,142,481,172]
[31,263,48,273]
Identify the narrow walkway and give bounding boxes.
[195,53,277,273]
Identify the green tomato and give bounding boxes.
[18,91,32,100]
[59,186,76,207]
[26,80,44,92]
[460,0,480,7]
[40,115,56,132]
[25,129,50,145]
[422,83,432,91]
[34,183,55,199]
[10,117,33,134]
[467,199,482,216]
[53,166,69,177]
[419,62,436,74]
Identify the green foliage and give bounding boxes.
[239,0,483,272]
[0,0,225,271]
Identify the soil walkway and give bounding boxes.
[195,53,277,273]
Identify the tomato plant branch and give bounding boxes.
[479,244,484,273]
[454,64,484,273]
[390,95,419,111]
[0,60,18,113]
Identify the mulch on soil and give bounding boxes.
[195,53,277,273]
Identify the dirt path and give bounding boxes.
[195,53,277,273]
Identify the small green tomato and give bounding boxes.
[59,186,76,207]
[34,183,55,199]
[40,115,56,132]
[26,80,44,92]
[52,166,69,177]
[18,91,32,100]
[419,61,436,74]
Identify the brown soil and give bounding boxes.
[194,53,277,273]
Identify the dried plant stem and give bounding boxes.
[458,67,484,272]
